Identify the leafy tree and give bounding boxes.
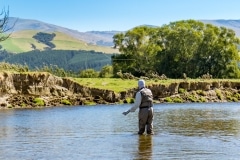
[113,20,240,78]
[156,20,240,78]
[155,20,206,78]
[99,65,113,78]
[113,26,162,77]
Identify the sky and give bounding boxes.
[0,0,240,32]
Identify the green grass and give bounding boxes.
[1,30,119,54]
[72,78,179,93]
[72,78,137,92]
[72,78,240,93]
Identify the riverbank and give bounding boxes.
[0,72,239,109]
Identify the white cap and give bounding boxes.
[138,79,145,89]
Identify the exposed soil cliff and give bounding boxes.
[0,72,239,109]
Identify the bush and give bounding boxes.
[99,65,113,78]
[61,99,71,105]
[187,95,197,102]
[164,97,173,103]
[79,69,99,78]
[234,93,240,99]
[178,88,186,94]
[172,97,183,103]
[199,96,207,102]
[196,90,206,96]
[83,100,96,105]
[215,89,224,100]
[33,98,45,106]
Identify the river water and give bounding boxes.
[0,102,240,160]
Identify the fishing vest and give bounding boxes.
[139,88,153,108]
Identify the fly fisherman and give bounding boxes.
[123,79,154,135]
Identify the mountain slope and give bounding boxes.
[6,17,120,46]
[4,50,113,72]
[1,30,119,53]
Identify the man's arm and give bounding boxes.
[122,92,142,115]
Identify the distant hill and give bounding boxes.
[200,19,240,37]
[2,17,240,54]
[5,18,240,43]
[0,30,119,53]
[6,17,121,47]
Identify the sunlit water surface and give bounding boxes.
[1,102,240,160]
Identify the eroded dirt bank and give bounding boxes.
[0,72,239,109]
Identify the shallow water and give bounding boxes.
[0,102,240,160]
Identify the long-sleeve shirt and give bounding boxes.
[129,91,142,112]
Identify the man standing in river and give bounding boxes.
[123,79,154,135]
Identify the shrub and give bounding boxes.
[227,96,238,102]
[61,99,71,105]
[234,93,240,99]
[187,95,197,102]
[199,96,207,102]
[215,89,224,100]
[21,103,27,107]
[7,105,13,108]
[83,101,96,105]
[172,97,183,103]
[178,88,186,94]
[79,69,99,78]
[99,65,113,78]
[124,98,134,103]
[164,97,173,103]
[33,98,45,106]
[196,90,206,96]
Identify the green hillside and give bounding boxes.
[0,30,119,54]
[4,50,113,72]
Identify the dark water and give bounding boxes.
[0,102,240,160]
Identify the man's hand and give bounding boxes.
[122,110,130,116]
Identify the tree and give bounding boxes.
[113,26,162,77]
[99,65,113,78]
[153,20,240,78]
[155,20,206,78]
[184,22,239,78]
[0,7,13,42]
[113,20,240,78]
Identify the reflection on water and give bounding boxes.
[136,135,152,160]
[0,103,240,159]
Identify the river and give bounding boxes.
[0,102,240,160]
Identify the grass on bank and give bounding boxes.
[72,78,240,93]
[73,78,178,92]
[72,78,139,92]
